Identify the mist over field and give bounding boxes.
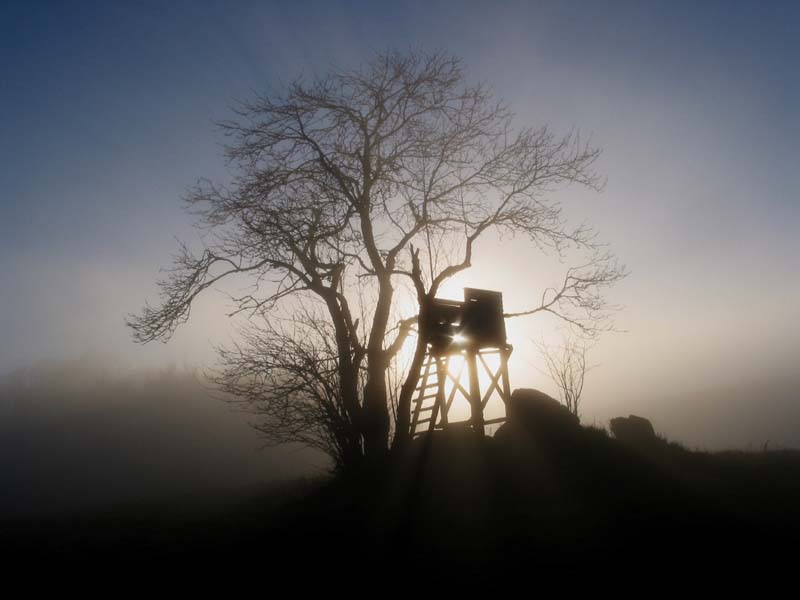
[0,358,322,516]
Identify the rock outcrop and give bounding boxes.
[496,388,580,443]
[610,414,657,447]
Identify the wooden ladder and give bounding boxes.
[409,353,445,436]
[408,346,513,437]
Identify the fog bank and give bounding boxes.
[0,358,324,516]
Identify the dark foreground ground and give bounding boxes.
[4,395,800,577]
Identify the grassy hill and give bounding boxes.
[4,388,799,575]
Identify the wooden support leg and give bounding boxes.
[500,347,512,412]
[466,350,484,434]
[438,356,450,427]
[429,355,447,431]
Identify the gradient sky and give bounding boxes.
[2,0,799,449]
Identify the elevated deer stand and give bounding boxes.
[410,288,513,437]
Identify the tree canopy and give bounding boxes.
[128,49,626,469]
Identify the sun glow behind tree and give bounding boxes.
[126,48,625,467]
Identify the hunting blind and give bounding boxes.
[410,288,513,437]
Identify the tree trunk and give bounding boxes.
[393,252,430,451]
[323,293,364,466]
[362,356,390,458]
[392,327,428,450]
[361,276,394,459]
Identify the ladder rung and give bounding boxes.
[414,382,438,391]
[415,405,435,413]
[413,417,433,425]
[414,392,438,402]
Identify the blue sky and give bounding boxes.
[1,1,799,448]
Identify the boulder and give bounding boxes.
[610,414,657,447]
[502,388,580,438]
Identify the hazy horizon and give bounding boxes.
[0,358,324,516]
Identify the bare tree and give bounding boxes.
[127,49,626,469]
[535,336,591,417]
